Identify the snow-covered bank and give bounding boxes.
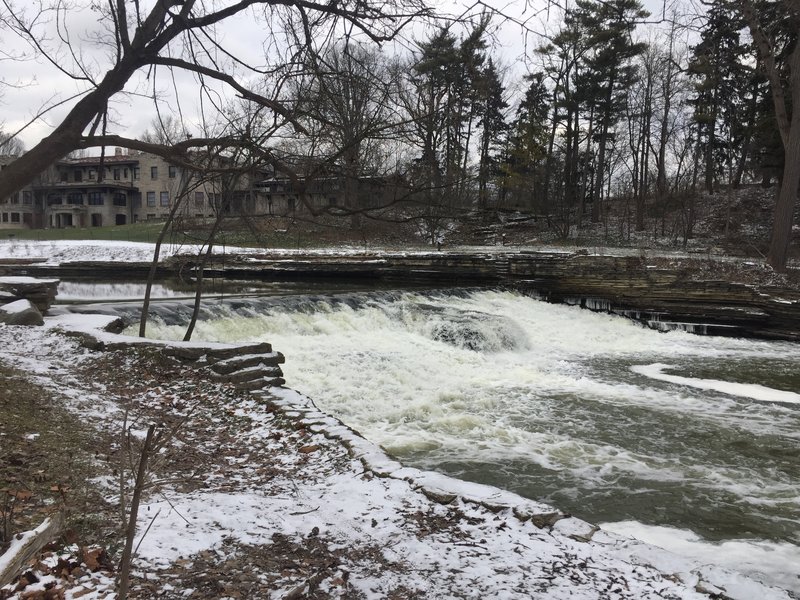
[0,237,783,266]
[1,315,795,599]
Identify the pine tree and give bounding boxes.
[574,0,649,222]
[476,58,508,211]
[688,1,750,194]
[503,72,550,210]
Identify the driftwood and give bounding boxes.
[0,513,64,587]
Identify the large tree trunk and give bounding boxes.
[768,109,800,269]
[740,0,800,269]
[0,62,136,198]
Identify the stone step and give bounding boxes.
[213,365,284,384]
[210,352,285,374]
[205,342,273,361]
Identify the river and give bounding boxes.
[98,286,800,594]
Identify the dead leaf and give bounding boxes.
[299,445,319,454]
[80,546,110,572]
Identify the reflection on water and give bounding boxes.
[131,289,800,592]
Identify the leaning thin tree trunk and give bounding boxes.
[139,179,190,337]
[117,424,156,600]
[184,212,225,341]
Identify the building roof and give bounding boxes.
[61,154,139,166]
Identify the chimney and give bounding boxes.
[115,147,123,157]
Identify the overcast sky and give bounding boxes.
[1,0,679,153]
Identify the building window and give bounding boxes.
[160,191,169,206]
[88,169,96,180]
[133,167,140,180]
[22,191,32,205]
[328,196,338,207]
[88,192,103,205]
[10,192,19,204]
[287,197,295,211]
[113,168,120,180]
[67,192,84,205]
[194,191,204,205]
[146,213,156,220]
[150,166,158,179]
[60,171,68,182]
[48,195,63,205]
[146,191,156,207]
[124,168,129,179]
[113,193,127,206]
[74,170,82,182]
[10,213,20,223]
[168,165,177,178]
[1,213,7,223]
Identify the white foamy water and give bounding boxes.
[140,289,800,593]
[57,282,187,301]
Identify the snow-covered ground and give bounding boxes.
[0,237,767,266]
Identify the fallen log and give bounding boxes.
[0,514,64,587]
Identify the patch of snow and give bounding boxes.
[0,276,59,285]
[0,299,34,314]
[602,520,800,596]
[632,363,800,404]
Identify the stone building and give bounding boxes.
[0,148,235,230]
[1,148,409,230]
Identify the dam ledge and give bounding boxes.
[4,246,800,341]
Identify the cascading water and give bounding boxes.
[134,289,800,593]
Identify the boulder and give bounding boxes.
[0,276,59,313]
[0,299,44,326]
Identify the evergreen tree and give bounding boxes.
[574,0,649,222]
[406,19,489,207]
[476,58,508,211]
[688,1,750,193]
[503,72,550,210]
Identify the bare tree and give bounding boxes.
[140,115,187,147]
[293,43,401,224]
[0,131,24,156]
[0,0,430,200]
